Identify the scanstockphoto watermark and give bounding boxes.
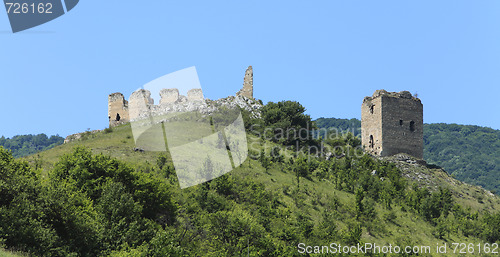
[247,124,364,160]
[298,242,433,255]
[298,242,500,255]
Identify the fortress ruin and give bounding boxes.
[361,90,423,159]
[108,93,130,127]
[236,66,253,99]
[108,66,255,127]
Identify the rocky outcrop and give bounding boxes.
[64,129,103,144]
[206,95,262,118]
[128,88,262,122]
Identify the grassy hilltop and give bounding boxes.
[1,102,500,256]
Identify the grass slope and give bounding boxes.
[18,124,500,256]
[0,249,24,257]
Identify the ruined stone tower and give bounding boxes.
[108,93,130,127]
[236,66,253,98]
[361,90,423,159]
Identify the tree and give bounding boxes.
[260,101,315,146]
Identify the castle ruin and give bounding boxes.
[361,90,423,159]
[159,88,179,104]
[108,93,130,127]
[108,66,256,127]
[236,66,253,99]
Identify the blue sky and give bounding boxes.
[1,1,499,138]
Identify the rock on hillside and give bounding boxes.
[380,153,499,211]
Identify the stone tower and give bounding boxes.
[361,90,423,159]
[236,66,253,98]
[108,93,130,127]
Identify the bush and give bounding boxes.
[104,127,114,134]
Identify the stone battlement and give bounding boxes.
[108,66,255,127]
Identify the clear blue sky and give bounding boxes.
[1,1,499,138]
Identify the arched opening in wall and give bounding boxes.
[399,120,403,126]
[410,121,415,132]
[369,135,374,148]
[370,105,374,114]
[116,113,121,121]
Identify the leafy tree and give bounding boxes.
[260,101,315,146]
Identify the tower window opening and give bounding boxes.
[116,113,121,121]
[410,120,415,132]
[370,105,374,114]
[399,120,403,126]
[369,135,374,148]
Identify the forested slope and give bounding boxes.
[0,134,63,158]
[315,118,500,193]
[0,105,499,256]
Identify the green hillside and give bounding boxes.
[315,117,361,137]
[424,123,500,193]
[1,104,500,256]
[315,117,500,193]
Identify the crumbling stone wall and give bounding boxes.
[108,65,258,126]
[236,66,253,99]
[361,90,423,159]
[187,88,204,102]
[160,88,179,104]
[129,89,153,121]
[108,93,129,127]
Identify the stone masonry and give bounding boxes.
[187,88,204,102]
[236,66,253,99]
[108,93,130,127]
[361,90,423,159]
[160,88,179,104]
[128,89,154,121]
[108,66,260,127]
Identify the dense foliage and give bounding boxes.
[314,117,361,137]
[1,136,499,256]
[314,118,500,193]
[0,134,63,158]
[424,123,500,193]
[256,101,316,147]
[1,105,499,256]
[0,147,177,256]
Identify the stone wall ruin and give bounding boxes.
[236,66,253,99]
[108,65,258,127]
[361,90,423,159]
[160,88,179,104]
[108,93,130,127]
